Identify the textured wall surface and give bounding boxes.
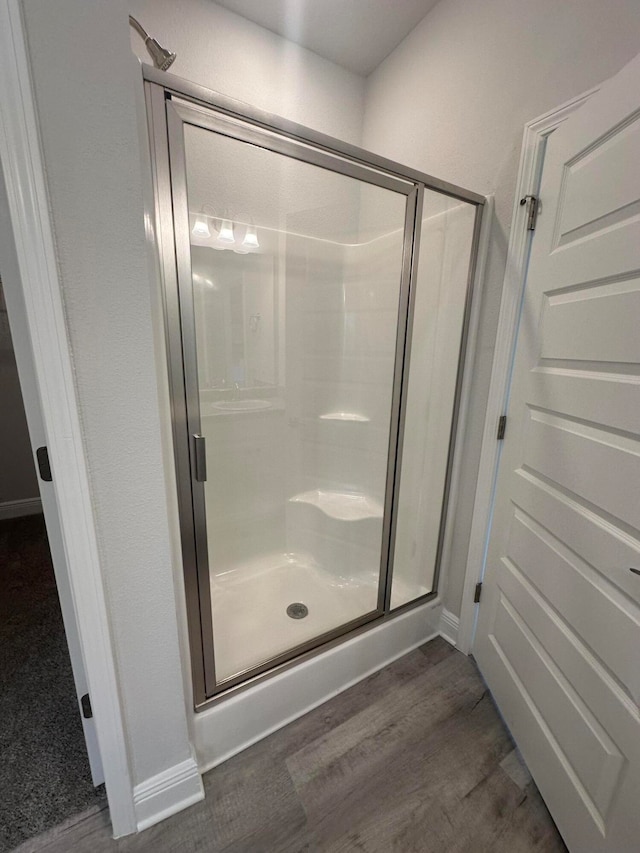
[21,0,193,785]
[129,0,365,145]
[362,0,640,616]
[19,0,371,789]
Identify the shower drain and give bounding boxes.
[287,602,309,619]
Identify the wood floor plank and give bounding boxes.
[285,651,483,810]
[295,692,515,851]
[13,640,566,853]
[200,752,307,851]
[239,640,456,770]
[440,766,567,853]
[11,804,112,853]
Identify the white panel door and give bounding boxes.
[474,53,640,852]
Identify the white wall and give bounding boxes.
[21,0,193,790]
[17,0,370,810]
[362,0,640,616]
[129,0,365,145]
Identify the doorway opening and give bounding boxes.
[0,277,104,850]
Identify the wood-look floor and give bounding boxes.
[14,639,567,853]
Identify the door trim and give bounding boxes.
[457,86,600,655]
[0,0,135,835]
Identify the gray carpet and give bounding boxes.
[0,515,105,852]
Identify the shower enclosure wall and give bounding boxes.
[145,70,484,707]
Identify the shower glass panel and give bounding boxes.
[181,119,409,686]
[390,192,477,609]
[147,78,485,706]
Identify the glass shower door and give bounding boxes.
[168,100,414,692]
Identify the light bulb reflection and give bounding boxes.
[192,216,211,238]
[242,225,260,250]
[218,219,235,243]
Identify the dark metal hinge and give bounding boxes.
[474,582,483,604]
[520,194,539,230]
[36,446,52,481]
[81,693,93,719]
[497,415,507,440]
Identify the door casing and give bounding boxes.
[457,85,600,653]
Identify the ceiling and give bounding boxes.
[214,0,440,76]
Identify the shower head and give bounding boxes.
[144,37,176,71]
[129,15,176,70]
[129,15,176,71]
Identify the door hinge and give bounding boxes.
[474,582,483,604]
[497,415,507,440]
[36,446,52,481]
[520,194,539,230]
[81,693,93,719]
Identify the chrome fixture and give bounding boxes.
[286,603,309,620]
[129,16,176,71]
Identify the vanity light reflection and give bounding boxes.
[192,215,211,238]
[218,219,235,243]
[191,213,261,254]
[242,224,260,250]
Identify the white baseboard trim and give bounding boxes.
[133,757,203,832]
[0,497,42,520]
[195,599,443,773]
[439,608,460,648]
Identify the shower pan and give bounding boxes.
[145,69,485,708]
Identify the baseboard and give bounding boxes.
[0,497,42,520]
[133,757,203,832]
[439,608,460,647]
[195,599,443,773]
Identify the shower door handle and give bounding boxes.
[192,434,207,482]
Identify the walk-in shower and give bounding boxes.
[145,69,484,707]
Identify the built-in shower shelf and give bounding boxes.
[319,412,370,423]
[289,489,383,521]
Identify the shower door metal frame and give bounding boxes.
[144,66,486,709]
